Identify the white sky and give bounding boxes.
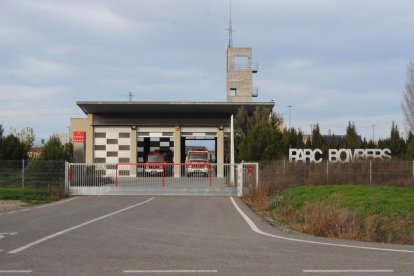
[1,0,413,143]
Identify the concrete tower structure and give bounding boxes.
[226,47,258,102]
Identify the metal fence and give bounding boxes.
[260,160,414,192]
[0,160,66,191]
[67,163,259,196]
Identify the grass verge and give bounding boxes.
[0,187,53,204]
[264,185,414,245]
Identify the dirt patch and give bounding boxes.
[0,200,29,212]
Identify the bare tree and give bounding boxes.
[402,61,414,136]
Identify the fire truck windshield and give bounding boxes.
[189,153,208,161]
[147,155,163,162]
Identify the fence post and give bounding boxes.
[64,161,69,196]
[237,164,243,197]
[283,159,286,177]
[255,163,259,190]
[22,159,25,190]
[369,160,372,184]
[326,160,329,184]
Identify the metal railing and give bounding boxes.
[67,163,259,196]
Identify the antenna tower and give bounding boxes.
[128,91,133,102]
[226,0,235,48]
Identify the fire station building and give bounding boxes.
[69,46,275,176]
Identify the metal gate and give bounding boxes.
[65,163,258,197]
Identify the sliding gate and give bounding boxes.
[65,163,258,197]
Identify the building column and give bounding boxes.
[130,127,137,176]
[217,129,224,177]
[173,126,181,177]
[85,114,94,164]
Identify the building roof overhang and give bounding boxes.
[77,101,275,115]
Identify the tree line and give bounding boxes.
[0,124,73,161]
[235,107,411,162]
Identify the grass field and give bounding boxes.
[244,184,414,244]
[0,187,52,204]
[271,185,414,217]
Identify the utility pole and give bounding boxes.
[372,124,376,143]
[286,105,293,129]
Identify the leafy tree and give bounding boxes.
[378,122,406,156]
[40,136,65,160]
[234,106,283,160]
[401,61,414,135]
[341,122,361,149]
[282,128,305,155]
[40,135,73,161]
[310,124,325,149]
[11,127,35,152]
[406,139,414,159]
[0,134,27,160]
[63,142,74,162]
[238,123,284,161]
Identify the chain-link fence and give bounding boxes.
[0,160,66,197]
[260,160,414,192]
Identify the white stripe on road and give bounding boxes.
[8,197,154,254]
[123,270,217,273]
[303,270,393,273]
[35,197,78,209]
[0,271,32,274]
[230,197,414,254]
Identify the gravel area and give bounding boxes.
[0,200,29,212]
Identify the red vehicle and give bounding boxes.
[185,150,209,176]
[144,152,168,175]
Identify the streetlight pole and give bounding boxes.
[286,105,293,129]
[372,124,376,143]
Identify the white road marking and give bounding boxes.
[0,271,32,274]
[21,209,30,212]
[230,197,414,254]
[123,270,218,273]
[35,197,78,209]
[0,233,18,239]
[8,197,154,254]
[7,211,17,214]
[303,270,393,273]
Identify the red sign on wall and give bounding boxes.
[73,131,86,143]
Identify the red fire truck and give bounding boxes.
[185,150,210,176]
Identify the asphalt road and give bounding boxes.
[0,196,413,275]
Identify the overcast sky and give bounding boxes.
[1,0,414,144]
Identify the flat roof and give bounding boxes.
[77,101,275,115]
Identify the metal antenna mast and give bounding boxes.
[128,91,133,102]
[226,0,235,48]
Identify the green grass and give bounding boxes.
[267,185,414,244]
[277,185,414,217]
[0,187,52,204]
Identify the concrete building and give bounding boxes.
[226,47,258,102]
[69,44,274,172]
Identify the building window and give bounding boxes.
[119,133,130,138]
[107,151,118,157]
[119,145,130,151]
[95,133,106,138]
[95,145,106,150]
[94,158,106,163]
[119,158,130,163]
[107,139,118,144]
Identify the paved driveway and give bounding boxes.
[0,196,413,275]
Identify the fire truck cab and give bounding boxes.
[185,150,210,176]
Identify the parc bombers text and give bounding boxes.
[289,148,392,163]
